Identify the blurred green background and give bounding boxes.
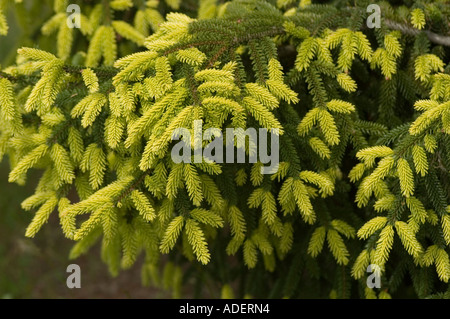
[0,2,169,299]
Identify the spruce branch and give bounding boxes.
[102,0,112,26]
[2,0,450,298]
[0,71,39,85]
[0,66,118,86]
[385,19,450,47]
[114,170,152,206]
[206,45,229,69]
[184,65,200,106]
[63,65,119,78]
[163,40,228,56]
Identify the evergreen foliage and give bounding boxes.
[0,0,449,298]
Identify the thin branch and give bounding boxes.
[63,65,119,78]
[248,40,266,85]
[385,19,450,47]
[114,170,152,205]
[206,45,228,69]
[0,71,38,85]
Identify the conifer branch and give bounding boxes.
[0,71,39,85]
[103,0,112,26]
[1,0,449,299]
[206,45,229,69]
[63,65,119,78]
[385,19,450,47]
[114,170,152,206]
